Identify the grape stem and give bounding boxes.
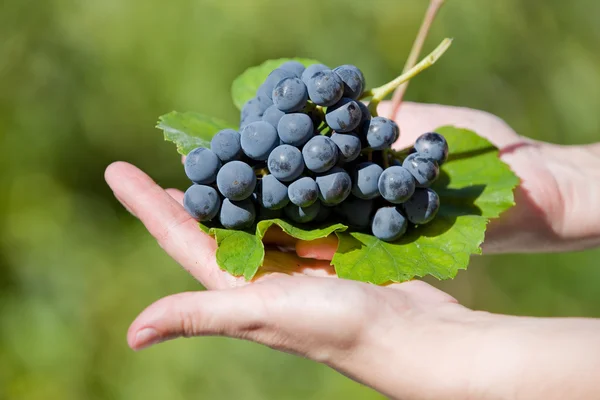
[319,125,332,135]
[389,148,412,160]
[388,0,447,118]
[304,101,317,112]
[382,149,390,168]
[254,168,268,177]
[362,38,453,116]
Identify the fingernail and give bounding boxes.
[134,328,159,350]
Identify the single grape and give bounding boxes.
[239,114,262,130]
[210,129,241,163]
[301,63,329,84]
[364,117,399,150]
[402,153,439,187]
[259,174,289,210]
[183,184,221,221]
[256,83,274,101]
[315,166,352,205]
[277,113,314,147]
[403,188,440,225]
[414,132,449,165]
[279,60,305,78]
[216,160,256,201]
[267,144,304,182]
[263,68,296,97]
[302,136,338,173]
[377,166,416,204]
[351,162,383,199]
[284,201,321,223]
[220,198,256,229]
[262,105,285,128]
[272,77,308,113]
[333,65,365,99]
[241,97,269,120]
[184,147,221,184]
[305,70,344,107]
[288,177,318,207]
[339,196,373,228]
[330,132,361,162]
[371,206,407,242]
[241,121,279,160]
[325,98,362,132]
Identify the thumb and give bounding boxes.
[127,276,368,364]
[128,287,269,351]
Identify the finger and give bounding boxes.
[262,226,298,248]
[105,162,242,290]
[377,101,523,150]
[127,276,367,361]
[128,288,268,350]
[295,236,338,260]
[257,249,336,278]
[165,188,184,205]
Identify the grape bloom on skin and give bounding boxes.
[181,63,449,242]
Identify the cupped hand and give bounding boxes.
[105,101,600,400]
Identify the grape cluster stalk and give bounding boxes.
[182,62,449,242]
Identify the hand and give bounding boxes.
[105,102,600,400]
[385,102,600,253]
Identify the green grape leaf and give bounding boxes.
[231,58,323,110]
[331,126,519,284]
[202,220,347,280]
[157,111,235,155]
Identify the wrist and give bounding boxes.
[333,301,485,400]
[460,313,600,400]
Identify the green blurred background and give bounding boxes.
[1,0,599,398]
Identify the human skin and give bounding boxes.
[105,102,600,400]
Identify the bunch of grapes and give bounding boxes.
[182,61,449,242]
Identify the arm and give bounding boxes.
[125,277,600,400]
[106,102,600,400]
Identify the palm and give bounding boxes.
[105,101,600,289]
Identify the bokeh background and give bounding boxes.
[2,0,600,398]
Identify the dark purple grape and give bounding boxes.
[277,113,314,147]
[267,144,304,182]
[305,70,344,107]
[284,201,321,223]
[272,77,308,113]
[315,167,352,205]
[279,61,305,78]
[377,166,415,204]
[402,153,439,187]
[414,132,449,165]
[403,188,440,225]
[364,117,399,150]
[325,98,362,132]
[351,162,383,199]
[184,147,221,184]
[302,136,338,173]
[333,65,365,99]
[330,132,361,162]
[183,184,221,221]
[371,206,407,242]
